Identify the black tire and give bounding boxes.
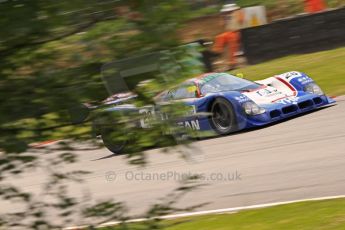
[209,98,237,135]
[100,128,126,154]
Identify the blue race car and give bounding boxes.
[97,71,335,153]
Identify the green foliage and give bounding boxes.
[0,0,200,155]
[0,0,206,229]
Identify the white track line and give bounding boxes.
[65,194,345,229]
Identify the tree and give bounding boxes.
[0,0,206,228]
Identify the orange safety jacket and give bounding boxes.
[213,31,241,66]
[304,0,326,13]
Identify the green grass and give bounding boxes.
[104,198,345,230]
[231,47,345,96]
[165,199,345,230]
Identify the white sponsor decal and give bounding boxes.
[178,120,200,130]
[243,86,286,105]
[281,71,303,80]
[256,87,280,97]
[235,95,250,103]
[278,97,298,105]
[297,76,313,85]
[140,105,198,129]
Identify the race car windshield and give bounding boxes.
[199,74,260,95]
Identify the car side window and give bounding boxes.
[168,84,197,100]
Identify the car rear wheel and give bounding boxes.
[101,128,126,154]
[210,98,237,135]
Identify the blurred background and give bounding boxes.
[0,0,345,229]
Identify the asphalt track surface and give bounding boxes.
[2,97,345,224]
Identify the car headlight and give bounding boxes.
[242,102,266,115]
[304,83,324,96]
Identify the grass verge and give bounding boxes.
[103,198,345,230]
[231,47,345,96]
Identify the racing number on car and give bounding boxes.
[278,97,298,105]
[256,88,278,97]
[281,71,302,80]
[139,107,155,128]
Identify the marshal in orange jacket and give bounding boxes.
[304,0,326,13]
[213,31,241,66]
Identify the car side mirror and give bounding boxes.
[187,85,198,97]
[236,73,245,79]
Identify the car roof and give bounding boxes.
[186,72,230,84]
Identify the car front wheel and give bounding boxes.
[210,98,237,135]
